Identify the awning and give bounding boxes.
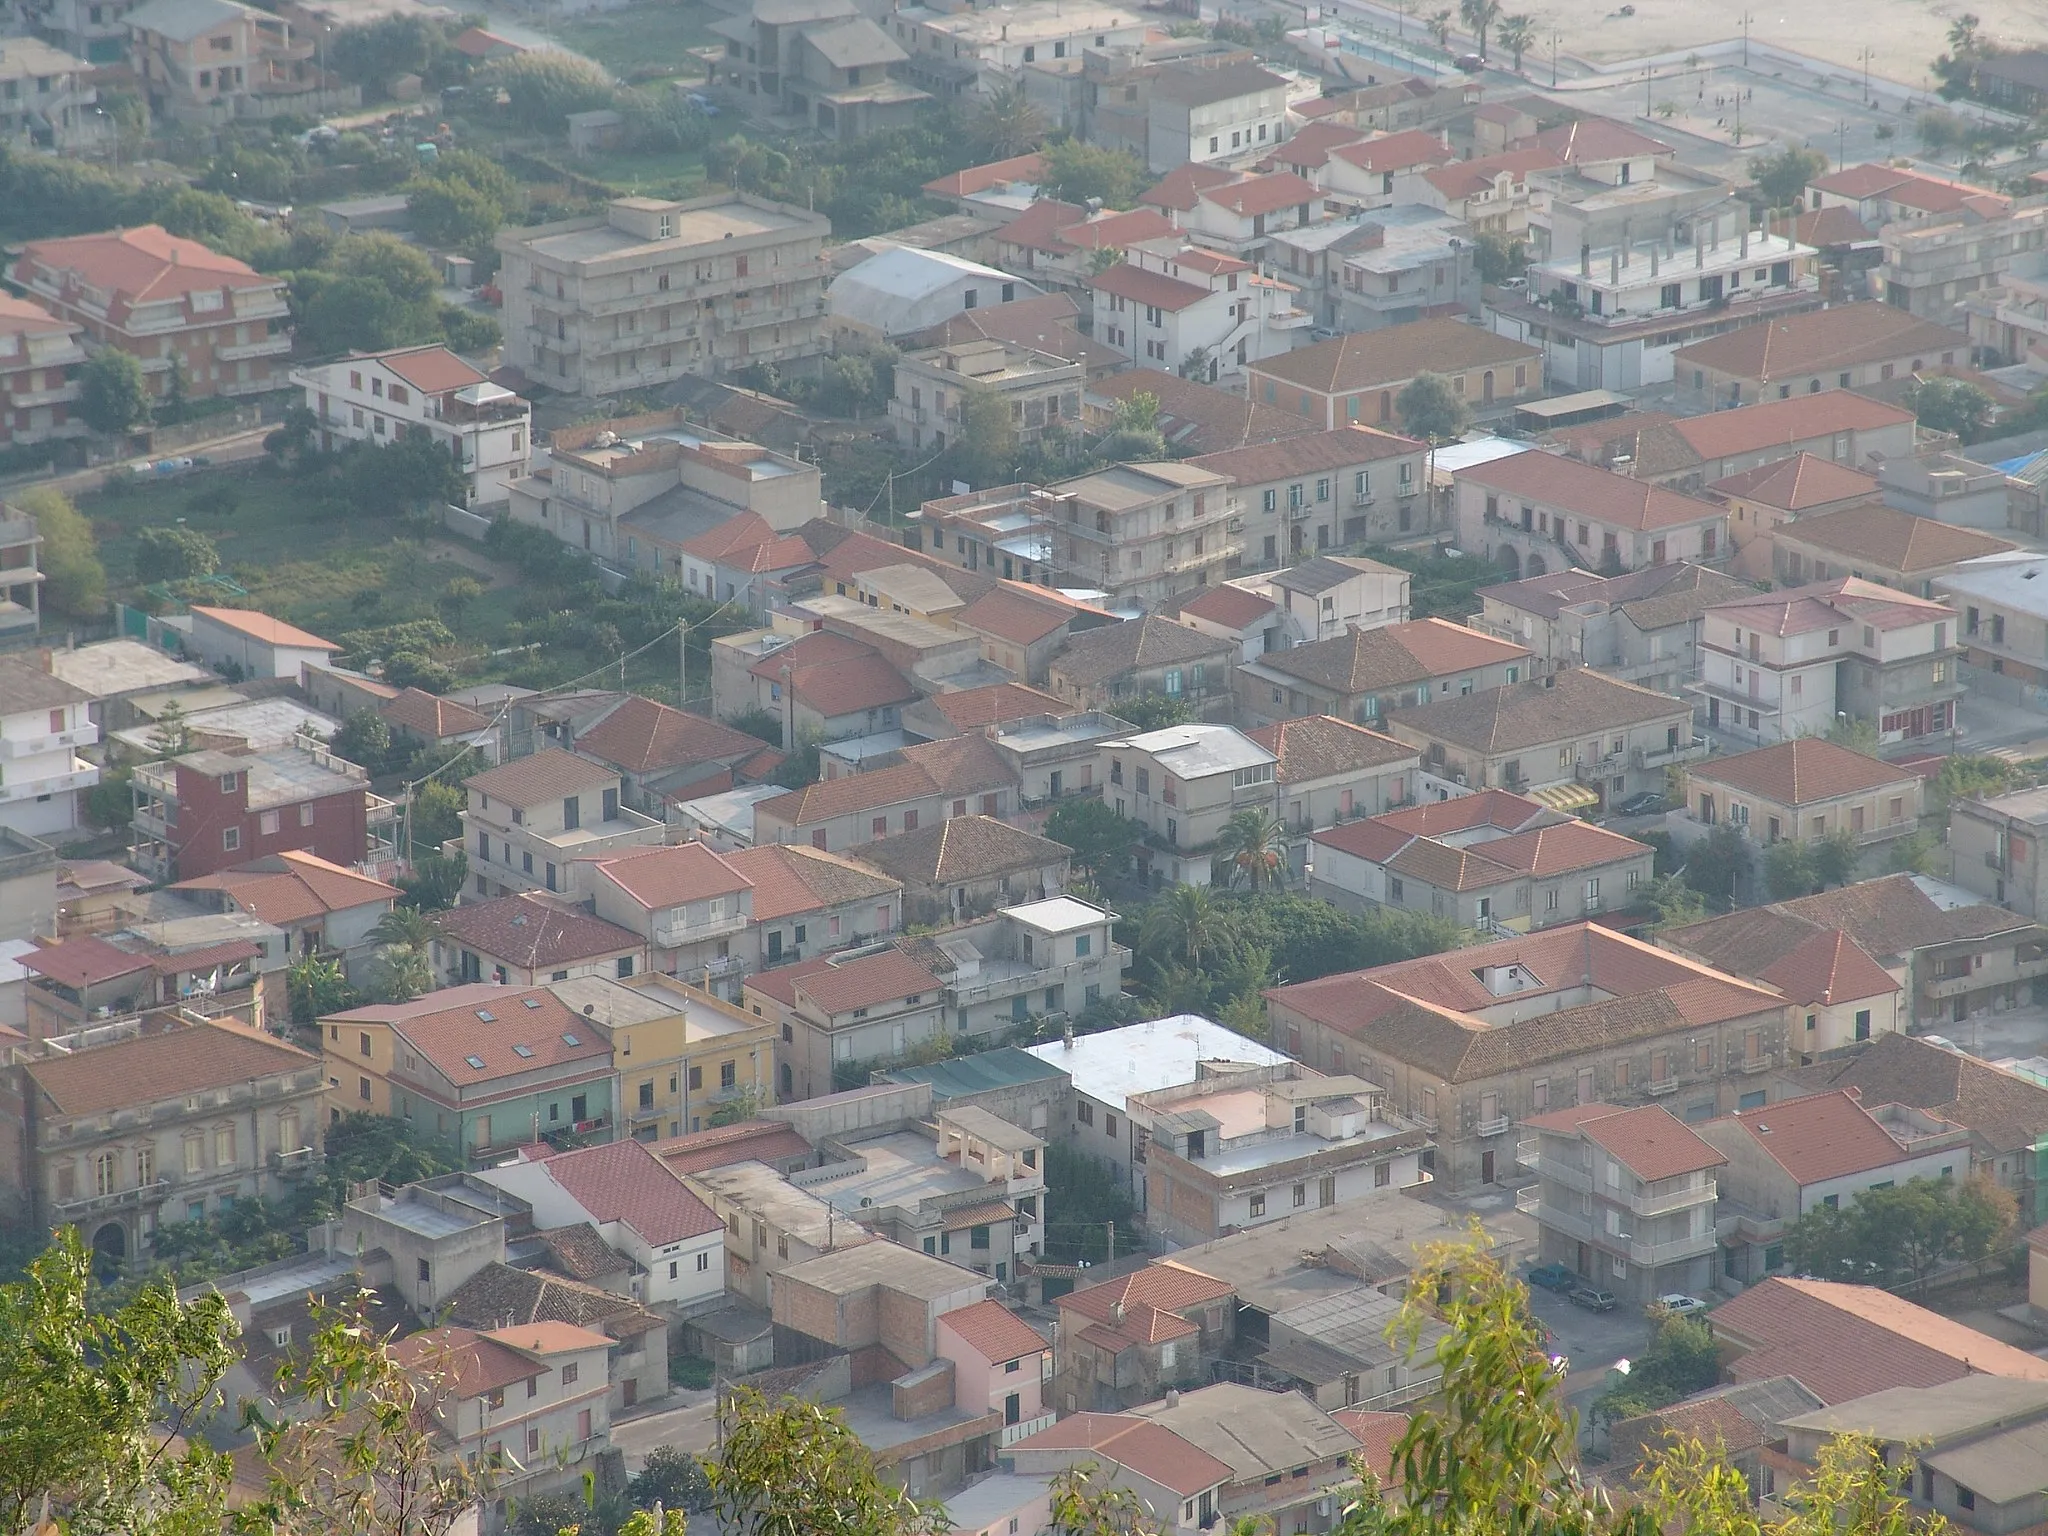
[1530,782,1600,812]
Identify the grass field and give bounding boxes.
[547,3,719,83]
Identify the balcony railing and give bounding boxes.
[51,1177,172,1222]
[1475,1115,1510,1138]
[1634,736,1710,770]
[1628,1231,1718,1267]
[1633,1178,1716,1217]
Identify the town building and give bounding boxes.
[182,605,337,680]
[744,944,944,1100]
[438,1260,671,1417]
[0,1015,323,1268]
[1948,783,2048,916]
[888,339,1082,453]
[1085,366,1317,455]
[556,972,774,1140]
[1090,244,1308,385]
[1264,555,1414,642]
[1938,553,2048,695]
[711,627,917,747]
[1268,206,1481,335]
[936,1298,1054,1447]
[1232,618,1531,730]
[1684,738,1925,849]
[0,295,86,452]
[123,0,355,124]
[848,815,1070,927]
[1468,562,1754,693]
[320,982,616,1163]
[14,921,277,1037]
[1046,1263,1237,1414]
[1874,201,2048,327]
[1689,577,1961,746]
[1771,499,2014,598]
[1698,1091,1975,1284]
[1188,428,1428,565]
[1308,793,1654,930]
[430,893,646,991]
[724,841,904,977]
[0,511,35,641]
[291,345,530,508]
[898,895,1124,1039]
[582,841,753,999]
[131,741,395,884]
[1547,391,1919,492]
[1099,722,1275,889]
[14,224,290,401]
[1246,319,1541,430]
[1519,1101,1724,1304]
[459,749,664,903]
[1673,302,1973,409]
[750,733,1019,854]
[1450,447,1727,580]
[1142,58,1288,173]
[1714,452,1884,580]
[1265,923,1793,1190]
[888,0,1147,94]
[170,849,398,988]
[497,194,832,397]
[710,0,929,140]
[1248,713,1419,857]
[681,1157,871,1308]
[1385,667,1698,812]
[829,245,1040,343]
[0,657,96,840]
[1127,1383,1366,1532]
[1045,617,1236,716]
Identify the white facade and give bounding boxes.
[829,245,1040,343]
[293,348,531,508]
[0,669,98,839]
[888,1,1148,90]
[1090,246,1308,384]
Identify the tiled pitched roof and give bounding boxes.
[1693,739,1917,806]
[1087,369,1317,454]
[1050,616,1234,688]
[789,653,920,717]
[527,1137,723,1244]
[1721,1090,1934,1184]
[1091,262,1211,313]
[1674,305,1971,384]
[23,1018,316,1117]
[1140,162,1243,213]
[464,748,617,806]
[1178,583,1277,629]
[1250,319,1537,394]
[999,197,1089,252]
[380,687,491,739]
[1711,1277,2048,1403]
[574,695,763,775]
[435,892,641,968]
[188,605,336,651]
[1060,1260,1235,1324]
[924,682,1069,730]
[1387,668,1685,753]
[1664,392,1915,463]
[1198,171,1322,218]
[589,841,752,911]
[1458,449,1726,531]
[1309,789,1550,860]
[723,842,898,918]
[1327,128,1454,173]
[1009,1415,1233,1497]
[1332,1409,1410,1481]
[938,1299,1049,1364]
[754,946,940,1015]
[1189,424,1421,484]
[392,1327,545,1399]
[1061,208,1180,253]
[1797,204,1878,246]
[1774,501,2014,572]
[1812,1032,2048,1156]
[847,814,1068,886]
[1421,145,1562,201]
[653,1118,815,1176]
[443,1259,661,1338]
[18,225,280,307]
[1259,618,1530,695]
[1524,1102,1725,1180]
[375,345,490,395]
[1260,119,1368,171]
[531,1223,633,1282]
[1708,452,1879,511]
[924,151,1046,198]
[1245,715,1415,783]
[1705,575,1953,637]
[19,934,155,988]
[172,851,398,925]
[330,983,610,1084]
[754,760,941,828]
[956,585,1078,647]
[1757,927,1899,1007]
[1534,115,1672,161]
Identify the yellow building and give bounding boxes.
[551,973,776,1141]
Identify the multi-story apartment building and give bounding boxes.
[1520,1102,1723,1304]
[1090,244,1308,384]
[123,0,355,123]
[899,896,1124,1038]
[321,982,616,1163]
[889,339,1082,454]
[0,294,86,453]
[15,225,290,402]
[0,1015,324,1267]
[0,656,96,839]
[552,972,774,1141]
[1267,922,1795,1191]
[1451,448,1728,581]
[131,741,395,884]
[1385,667,1699,811]
[1246,318,1540,430]
[1266,207,1479,335]
[584,841,753,1000]
[1145,58,1288,174]
[743,943,945,1099]
[0,35,101,151]
[1672,302,1973,410]
[497,194,832,397]
[21,0,137,63]
[887,0,1147,93]
[1469,562,1756,694]
[1875,201,2048,328]
[1232,617,1531,730]
[1101,722,1276,888]
[0,509,42,638]
[1685,738,1926,850]
[1690,577,1961,746]
[715,3,929,141]
[459,748,664,903]
[1045,615,1237,716]
[292,345,531,508]
[1049,460,1239,607]
[504,409,822,578]
[1964,245,2048,366]
[1950,783,2048,916]
[1938,552,2048,692]
[1189,426,1426,566]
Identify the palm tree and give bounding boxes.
[1215,808,1289,891]
[1425,8,1454,49]
[368,906,438,952]
[1497,12,1535,72]
[1140,883,1222,971]
[1459,0,1502,55]
[375,944,433,1003]
[975,82,1045,159]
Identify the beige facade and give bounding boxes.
[889,340,1083,452]
[1948,784,2048,918]
[498,194,832,397]
[1101,723,1277,888]
[124,0,357,123]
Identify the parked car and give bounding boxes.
[1453,51,1484,71]
[1524,1262,1577,1292]
[1652,1293,1707,1317]
[1613,791,1667,817]
[1567,1285,1617,1312]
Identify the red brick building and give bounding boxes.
[14,225,291,403]
[0,294,87,448]
[131,742,398,883]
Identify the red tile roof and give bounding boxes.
[939,1299,1049,1365]
[1060,1260,1235,1325]
[524,1137,723,1244]
[1720,1090,1935,1185]
[1526,1102,1726,1181]
[1457,450,1726,531]
[1088,369,1317,454]
[1246,714,1414,783]
[18,225,281,312]
[1422,145,1561,202]
[173,851,399,926]
[999,197,1089,252]
[1092,262,1212,313]
[922,682,1067,730]
[956,584,1078,647]
[1666,392,1915,462]
[1712,1277,2048,1403]
[1061,208,1180,252]
[1199,171,1323,218]
[654,1118,815,1176]
[1534,116,1673,162]
[374,345,490,396]
[588,841,751,911]
[1009,1415,1233,1497]
[1328,128,1454,173]
[380,687,491,740]
[1674,305,1971,384]
[19,933,152,988]
[720,843,898,920]
[392,1327,543,1399]
[924,152,1046,199]
[464,746,619,806]
[436,892,642,968]
[1708,452,1879,510]
[1758,927,1900,1008]
[1693,738,1917,807]
[792,947,941,1015]
[574,695,763,775]
[1141,162,1243,213]
[1260,120,1369,171]
[1178,582,1276,629]
[1190,424,1422,484]
[1332,1410,1410,1482]
[330,982,611,1084]
[188,605,336,652]
[23,1017,317,1117]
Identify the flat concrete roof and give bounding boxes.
[806,1131,989,1213]
[777,1237,991,1300]
[1026,1015,1288,1113]
[45,639,210,697]
[520,203,810,264]
[687,1160,855,1249]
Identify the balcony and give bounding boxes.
[1645,1076,1678,1096]
[51,1177,172,1223]
[217,335,291,362]
[0,725,98,760]
[999,1413,1056,1448]
[1535,1203,1596,1243]
[1528,1153,1594,1193]
[267,1145,322,1175]
[1634,736,1710,770]
[7,381,79,409]
[1633,1177,1717,1218]
[1738,1050,1777,1074]
[652,910,751,950]
[0,760,98,804]
[1476,1115,1510,1138]
[1628,1231,1718,1267]
[1269,308,1313,330]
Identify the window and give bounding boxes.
[222,827,241,852]
[1249,1193,1267,1217]
[215,1126,235,1167]
[1077,1101,1094,1126]
[1104,1113,1117,1137]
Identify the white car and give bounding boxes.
[1653,1293,1708,1317]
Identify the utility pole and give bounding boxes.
[1838,119,1847,169]
[1741,10,1753,68]
[679,620,688,711]
[1105,1220,1114,1264]
[1550,29,1561,87]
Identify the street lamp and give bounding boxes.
[1740,11,1754,68]
[1550,29,1562,88]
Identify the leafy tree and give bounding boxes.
[87,763,136,829]
[1044,797,1142,880]
[773,741,821,789]
[487,49,617,132]
[79,348,152,435]
[1826,713,1881,754]
[335,428,468,518]
[1594,1313,1719,1421]
[406,151,515,253]
[629,1446,713,1514]
[329,13,455,89]
[945,387,1016,490]
[1459,0,1502,54]
[397,850,467,913]
[438,575,484,622]
[287,954,359,1026]
[705,1387,949,1536]
[1116,692,1196,731]
[294,233,443,354]
[1114,391,1160,434]
[709,1086,763,1129]
[330,708,394,773]
[383,651,457,694]
[1636,872,1707,928]
[1907,375,1996,441]
[1041,1140,1141,1263]
[233,1291,487,1536]
[1858,1173,2014,1287]
[1810,826,1860,887]
[19,485,103,620]
[1140,883,1224,971]
[1785,1195,1874,1280]
[1214,807,1289,890]
[1395,371,1468,442]
[1497,12,1535,70]
[410,777,465,851]
[369,906,439,953]
[976,81,1045,158]
[1473,229,1526,284]
[1889,830,1940,874]
[374,943,433,1002]
[0,1228,238,1536]
[510,1492,589,1536]
[1931,752,2015,812]
[439,304,502,354]
[1680,822,1749,909]
[1752,141,1829,208]
[726,706,784,748]
[1764,838,1816,899]
[1934,11,1986,96]
[1042,138,1147,209]
[1425,9,1454,49]
[266,401,319,467]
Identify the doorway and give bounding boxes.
[1481,1149,1496,1184]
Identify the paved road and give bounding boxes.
[610,1395,718,1470]
[0,425,275,501]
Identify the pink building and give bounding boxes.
[936,1297,1054,1446]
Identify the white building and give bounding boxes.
[1090,245,1307,384]
[292,345,531,508]
[828,245,1042,344]
[1145,58,1288,175]
[183,605,339,681]
[0,656,97,839]
[888,1,1147,93]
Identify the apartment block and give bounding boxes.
[1101,723,1276,888]
[1090,244,1307,385]
[459,749,664,903]
[1451,447,1727,580]
[131,741,394,884]
[497,194,832,397]
[0,656,96,839]
[0,293,86,454]
[889,339,1082,452]
[124,0,356,123]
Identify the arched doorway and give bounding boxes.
[90,1222,125,1278]
[1482,370,1496,405]
[1498,546,1522,578]
[1525,552,1547,576]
